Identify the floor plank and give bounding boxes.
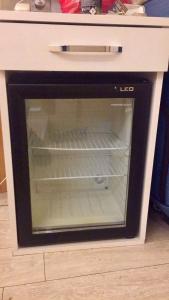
[146,212,169,243]
[0,254,45,288]
[0,221,11,248]
[0,206,8,220]
[45,240,169,280]
[4,264,169,300]
[0,193,7,206]
[0,248,12,260]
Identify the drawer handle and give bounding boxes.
[49,45,123,54]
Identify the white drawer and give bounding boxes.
[0,23,168,71]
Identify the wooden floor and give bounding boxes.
[0,193,169,300]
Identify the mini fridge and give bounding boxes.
[7,72,152,246]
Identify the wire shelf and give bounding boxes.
[31,154,128,181]
[32,187,126,232]
[29,129,129,151]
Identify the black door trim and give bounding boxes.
[7,72,152,247]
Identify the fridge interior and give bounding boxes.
[25,97,134,233]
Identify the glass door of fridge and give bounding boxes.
[25,97,134,234]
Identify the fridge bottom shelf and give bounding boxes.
[31,188,126,233]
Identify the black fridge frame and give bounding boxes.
[7,73,152,247]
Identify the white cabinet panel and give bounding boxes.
[0,23,168,71]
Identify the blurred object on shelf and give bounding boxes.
[108,0,128,15]
[102,0,130,13]
[125,4,145,15]
[144,0,169,17]
[51,0,61,11]
[59,0,131,13]
[131,0,147,4]
[81,0,101,14]
[31,0,51,11]
[108,1,145,15]
[59,0,80,13]
[14,0,30,11]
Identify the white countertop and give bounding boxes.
[0,10,169,27]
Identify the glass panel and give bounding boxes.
[25,98,134,234]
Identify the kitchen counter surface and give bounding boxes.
[0,10,169,27]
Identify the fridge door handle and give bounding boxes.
[48,45,123,54]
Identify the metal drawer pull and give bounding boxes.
[49,45,123,54]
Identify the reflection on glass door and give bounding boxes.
[25,98,134,234]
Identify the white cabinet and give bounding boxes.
[0,11,169,252]
[0,23,168,71]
